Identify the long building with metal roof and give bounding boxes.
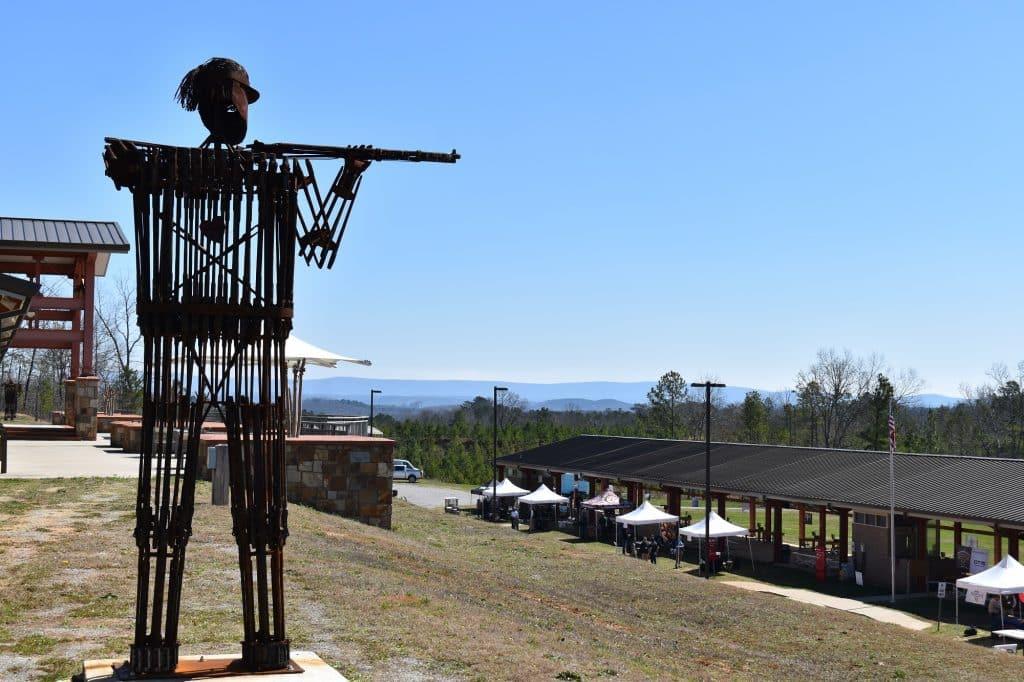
[498,435,1024,527]
[498,435,1024,590]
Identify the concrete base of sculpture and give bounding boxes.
[78,651,346,681]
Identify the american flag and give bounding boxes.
[888,413,896,454]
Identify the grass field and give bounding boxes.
[1,478,1021,681]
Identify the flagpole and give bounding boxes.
[889,400,896,604]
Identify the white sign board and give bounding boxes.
[970,548,989,575]
[936,582,947,599]
[965,589,987,606]
[855,571,864,587]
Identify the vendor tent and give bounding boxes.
[615,501,678,548]
[518,484,569,532]
[680,511,754,574]
[679,511,749,538]
[480,478,529,498]
[616,500,678,526]
[519,484,569,505]
[955,555,1024,626]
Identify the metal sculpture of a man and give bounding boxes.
[103,58,458,677]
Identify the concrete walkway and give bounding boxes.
[722,580,931,631]
[2,435,139,478]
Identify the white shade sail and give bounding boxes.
[616,500,678,526]
[955,555,1024,594]
[286,336,371,368]
[518,484,569,505]
[680,511,750,539]
[480,478,530,498]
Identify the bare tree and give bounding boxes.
[96,276,142,411]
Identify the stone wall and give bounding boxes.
[286,437,395,529]
[194,434,395,529]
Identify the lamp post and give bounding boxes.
[369,389,381,437]
[692,380,725,579]
[492,386,508,520]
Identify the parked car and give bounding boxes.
[393,459,424,483]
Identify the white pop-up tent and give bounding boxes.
[615,501,679,548]
[954,554,1024,626]
[518,483,569,505]
[680,511,754,574]
[479,478,530,498]
[517,484,570,531]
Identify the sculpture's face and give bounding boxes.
[198,78,252,145]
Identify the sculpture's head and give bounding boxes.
[175,58,260,146]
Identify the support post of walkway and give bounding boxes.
[798,503,806,547]
[953,521,962,550]
[839,508,849,562]
[772,503,783,563]
[748,496,757,534]
[1009,530,1019,560]
[764,499,773,543]
[994,525,1003,563]
[818,505,827,551]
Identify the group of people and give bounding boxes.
[621,526,673,564]
[988,594,1024,630]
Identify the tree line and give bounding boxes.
[374,349,1024,484]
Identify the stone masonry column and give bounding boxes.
[74,376,99,440]
[64,379,76,428]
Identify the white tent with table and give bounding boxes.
[679,511,754,573]
[955,554,1024,627]
[615,501,678,548]
[477,477,529,521]
[517,484,570,531]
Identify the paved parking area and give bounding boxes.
[393,480,474,509]
[2,435,139,478]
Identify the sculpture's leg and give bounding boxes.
[225,396,290,670]
[129,337,204,674]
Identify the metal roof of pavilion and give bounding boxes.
[497,435,1024,527]
[0,217,129,253]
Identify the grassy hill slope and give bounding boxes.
[0,479,1019,681]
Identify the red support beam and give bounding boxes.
[953,522,962,550]
[994,526,1003,563]
[798,504,806,547]
[1009,530,1020,560]
[818,505,827,551]
[82,253,95,375]
[10,328,76,349]
[838,509,849,562]
[717,494,726,518]
[748,497,757,535]
[30,296,84,311]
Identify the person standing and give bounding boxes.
[510,506,520,531]
[3,376,18,421]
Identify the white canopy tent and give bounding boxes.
[286,335,371,436]
[517,484,570,531]
[479,478,530,498]
[581,486,622,508]
[680,511,755,574]
[615,501,678,548]
[955,555,1024,627]
[518,484,569,505]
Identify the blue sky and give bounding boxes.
[1,3,1021,395]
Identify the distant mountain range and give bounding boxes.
[302,376,961,412]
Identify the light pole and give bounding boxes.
[369,389,381,437]
[692,380,725,579]
[492,386,508,520]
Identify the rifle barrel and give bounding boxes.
[248,141,460,163]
